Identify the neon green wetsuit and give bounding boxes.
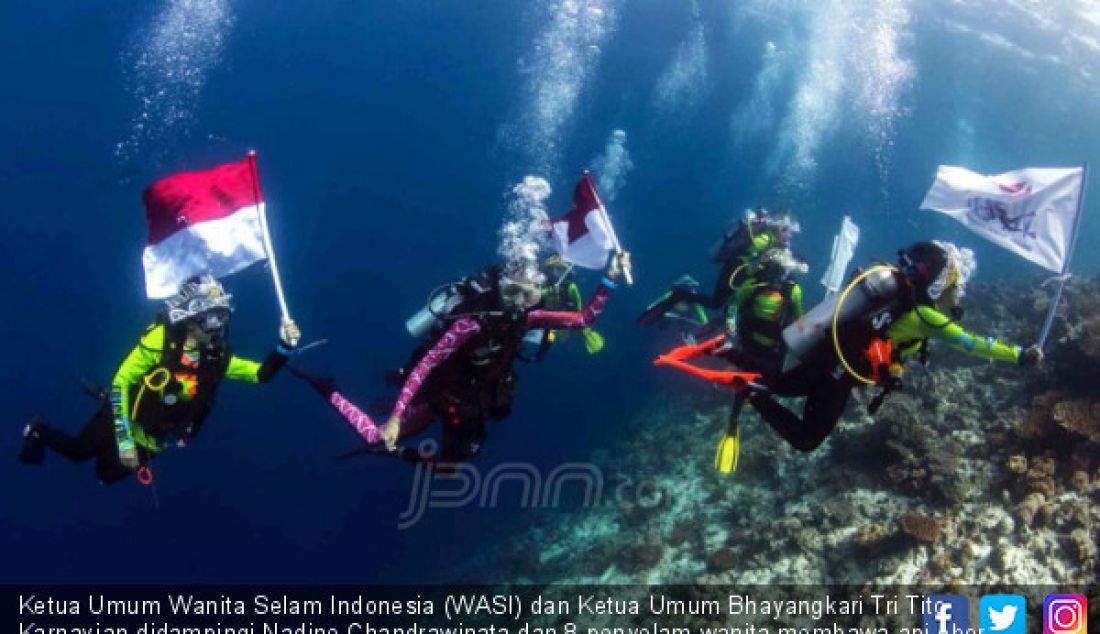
[111,324,281,453]
[886,305,1021,363]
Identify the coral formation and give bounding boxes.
[1017,492,1045,528]
[1051,399,1100,444]
[705,547,738,573]
[899,511,941,543]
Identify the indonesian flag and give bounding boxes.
[920,165,1086,274]
[142,156,268,298]
[550,173,616,269]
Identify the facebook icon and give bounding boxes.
[923,595,970,634]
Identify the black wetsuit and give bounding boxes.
[32,406,150,484]
[746,346,857,452]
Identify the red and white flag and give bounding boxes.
[550,173,616,270]
[141,156,268,298]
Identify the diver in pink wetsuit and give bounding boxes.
[292,252,630,464]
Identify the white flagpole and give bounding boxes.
[583,170,633,285]
[248,150,292,325]
[1037,162,1088,349]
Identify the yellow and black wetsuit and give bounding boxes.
[729,276,804,354]
[33,322,289,484]
[748,304,1023,452]
[638,230,780,329]
[681,230,779,310]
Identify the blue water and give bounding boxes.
[2,0,1097,583]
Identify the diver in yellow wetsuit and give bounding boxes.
[18,276,301,484]
[747,240,1042,452]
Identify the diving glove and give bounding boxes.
[280,319,302,349]
[381,415,402,451]
[1019,345,1043,367]
[119,445,140,470]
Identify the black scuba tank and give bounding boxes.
[710,221,750,264]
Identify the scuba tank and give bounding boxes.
[780,265,901,370]
[405,284,462,338]
[710,210,767,264]
[404,267,502,339]
[518,328,549,361]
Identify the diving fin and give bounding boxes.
[18,417,46,465]
[637,276,701,328]
[582,328,605,354]
[334,442,397,461]
[670,274,700,291]
[714,426,740,475]
[637,291,676,327]
[714,395,747,475]
[289,366,338,397]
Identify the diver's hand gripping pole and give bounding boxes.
[584,170,633,286]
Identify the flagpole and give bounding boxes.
[248,150,293,325]
[583,170,633,285]
[1037,162,1088,349]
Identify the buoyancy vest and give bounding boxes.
[129,319,231,439]
[405,268,530,393]
[736,280,797,356]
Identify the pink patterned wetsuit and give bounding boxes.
[327,281,614,445]
[328,391,382,444]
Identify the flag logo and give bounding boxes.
[966,197,1037,236]
[997,180,1032,197]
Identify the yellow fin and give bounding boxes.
[582,328,605,354]
[714,429,740,475]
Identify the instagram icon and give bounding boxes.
[1044,595,1087,634]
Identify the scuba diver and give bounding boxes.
[17,276,301,484]
[293,252,631,465]
[519,255,607,360]
[740,240,1043,453]
[655,247,807,473]
[638,208,801,328]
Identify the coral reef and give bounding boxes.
[452,277,1100,585]
[1051,399,1100,444]
[899,511,941,543]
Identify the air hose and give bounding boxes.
[831,265,899,386]
[130,367,172,421]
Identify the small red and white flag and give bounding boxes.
[550,173,616,270]
[141,156,268,298]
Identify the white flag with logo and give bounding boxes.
[919,165,1085,273]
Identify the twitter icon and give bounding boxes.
[981,595,1027,634]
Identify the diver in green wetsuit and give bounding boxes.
[638,209,802,328]
[18,276,301,484]
[748,240,1042,453]
[657,247,808,473]
[523,256,606,359]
